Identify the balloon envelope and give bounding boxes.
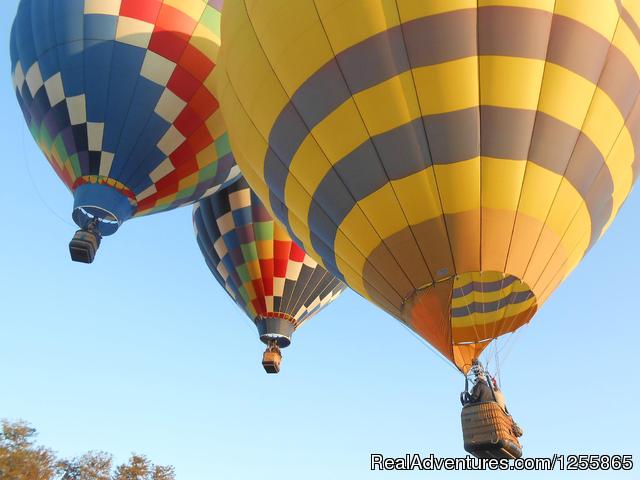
[215,0,640,371]
[11,0,240,238]
[194,176,346,347]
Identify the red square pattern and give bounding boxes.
[259,259,274,296]
[174,158,199,179]
[189,87,219,121]
[179,44,215,83]
[147,5,196,62]
[169,142,196,167]
[187,125,214,154]
[154,171,180,196]
[119,0,162,23]
[148,30,189,63]
[289,242,306,262]
[137,197,156,211]
[167,66,201,102]
[274,240,291,278]
[174,106,201,137]
[251,279,266,300]
[154,4,196,40]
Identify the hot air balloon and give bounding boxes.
[193,176,346,373]
[11,0,240,263]
[214,0,640,371]
[214,0,640,455]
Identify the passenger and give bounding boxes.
[468,370,494,404]
[490,378,523,436]
[491,377,509,413]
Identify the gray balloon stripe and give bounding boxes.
[307,107,613,271]
[618,2,640,45]
[264,6,639,216]
[450,291,535,318]
[452,275,519,298]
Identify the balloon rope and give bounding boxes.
[495,342,501,386]
[395,320,461,375]
[499,321,530,367]
[21,119,75,228]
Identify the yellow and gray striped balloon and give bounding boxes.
[215,0,640,372]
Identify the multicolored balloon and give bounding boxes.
[193,176,346,373]
[10,0,240,262]
[215,0,640,372]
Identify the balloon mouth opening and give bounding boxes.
[259,334,291,349]
[256,316,296,348]
[72,183,136,236]
[74,205,120,225]
[401,271,538,372]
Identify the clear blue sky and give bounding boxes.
[1,2,639,479]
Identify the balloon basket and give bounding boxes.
[69,229,101,264]
[262,347,282,374]
[461,402,522,460]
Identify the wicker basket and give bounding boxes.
[262,350,282,374]
[69,229,100,263]
[461,402,522,459]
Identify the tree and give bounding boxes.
[0,420,175,480]
[148,465,175,480]
[0,419,57,480]
[113,455,175,480]
[57,452,113,480]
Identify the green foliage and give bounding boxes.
[0,420,175,480]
